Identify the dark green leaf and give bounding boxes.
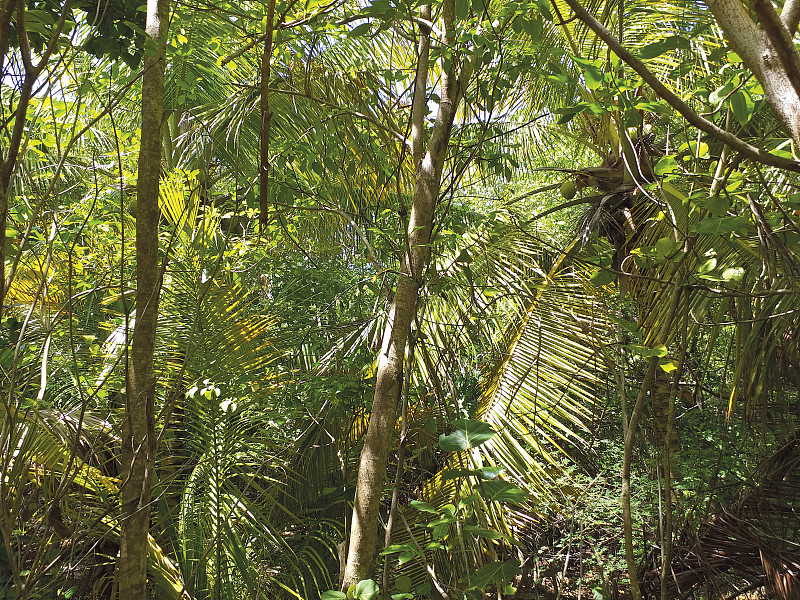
[729,90,753,124]
[479,480,527,503]
[463,524,504,539]
[463,560,521,590]
[638,36,689,59]
[690,216,750,235]
[705,195,729,217]
[348,22,372,37]
[381,543,418,555]
[534,0,553,20]
[439,419,495,451]
[555,104,587,124]
[521,16,543,42]
[590,269,616,285]
[395,575,413,592]
[632,99,672,115]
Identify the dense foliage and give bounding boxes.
[2,0,800,599]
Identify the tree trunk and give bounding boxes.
[118,1,168,598]
[341,0,471,589]
[708,0,800,146]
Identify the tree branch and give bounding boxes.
[709,0,800,145]
[411,5,431,166]
[220,0,343,66]
[782,0,800,34]
[752,0,800,102]
[562,0,800,172]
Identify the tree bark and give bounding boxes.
[118,0,168,598]
[341,0,471,589]
[562,0,800,172]
[708,0,800,146]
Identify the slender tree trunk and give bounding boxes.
[118,1,168,597]
[381,335,415,592]
[341,0,471,589]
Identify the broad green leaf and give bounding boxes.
[555,104,587,124]
[458,495,478,508]
[408,500,437,513]
[438,419,495,451]
[654,155,679,176]
[463,524,504,539]
[521,16,543,42]
[463,560,521,590]
[638,36,690,59]
[593,587,608,600]
[690,216,750,235]
[381,543,418,555]
[631,99,672,115]
[534,0,553,20]
[573,56,604,90]
[709,81,735,104]
[399,551,421,564]
[479,480,527,503]
[354,579,380,600]
[705,196,729,217]
[442,468,472,480]
[655,238,680,261]
[414,583,432,595]
[678,140,709,159]
[730,90,754,124]
[590,268,616,285]
[477,466,503,479]
[321,592,347,600]
[697,256,717,275]
[349,22,372,37]
[442,466,503,480]
[395,575,413,592]
[610,315,641,337]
